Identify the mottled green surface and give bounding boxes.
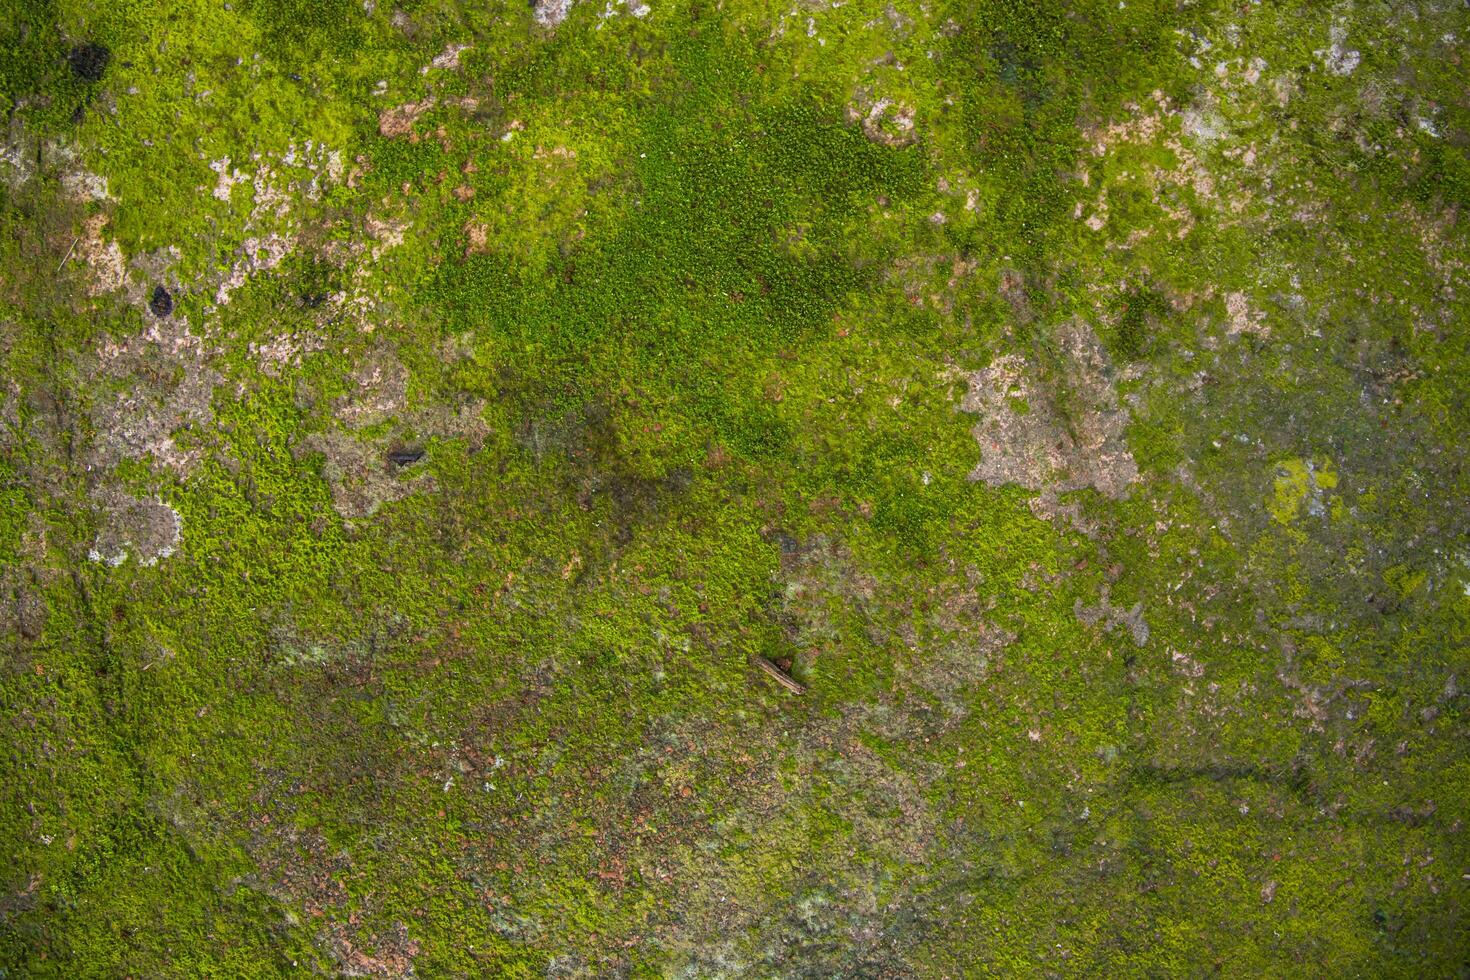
[1,0,1467,975]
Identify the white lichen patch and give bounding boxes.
[1,128,113,202]
[249,330,325,377]
[533,0,576,28]
[210,156,246,202]
[205,142,345,306]
[334,349,411,428]
[1316,22,1361,76]
[1225,290,1268,337]
[425,43,471,72]
[847,92,917,147]
[0,135,34,188]
[60,167,110,202]
[88,491,183,567]
[366,213,410,262]
[214,233,295,306]
[91,315,221,475]
[599,0,650,20]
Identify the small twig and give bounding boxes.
[57,237,79,272]
[754,655,805,695]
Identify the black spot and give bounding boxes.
[70,103,87,125]
[148,285,174,318]
[68,42,112,83]
[387,446,425,467]
[301,292,328,308]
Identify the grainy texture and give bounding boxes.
[1,0,1467,976]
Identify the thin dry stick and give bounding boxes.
[754,655,806,695]
[56,237,79,272]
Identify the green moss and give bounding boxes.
[1,0,1467,973]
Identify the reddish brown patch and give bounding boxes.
[378,100,435,138]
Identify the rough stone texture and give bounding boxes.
[89,317,221,476]
[533,0,576,28]
[962,318,1138,509]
